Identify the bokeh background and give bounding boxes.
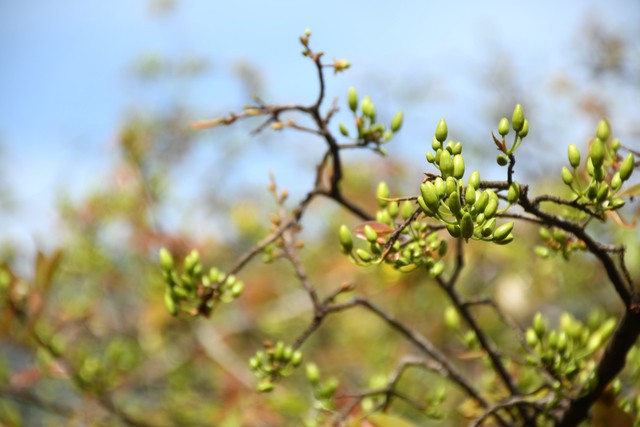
[1,1,640,426]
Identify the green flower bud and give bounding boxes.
[568,144,581,168]
[494,234,514,245]
[465,185,476,206]
[594,165,605,182]
[596,185,609,203]
[512,104,525,132]
[587,182,598,200]
[439,149,454,178]
[339,225,353,253]
[435,118,448,143]
[534,246,550,258]
[497,154,509,166]
[164,287,178,316]
[561,167,573,186]
[518,119,529,138]
[526,328,538,347]
[339,123,349,136]
[609,198,625,209]
[356,249,372,262]
[468,171,480,189]
[230,281,244,298]
[249,356,260,371]
[596,119,610,141]
[388,201,399,218]
[306,363,320,385]
[620,153,634,181]
[444,306,461,330]
[590,138,604,168]
[361,96,375,118]
[257,380,275,393]
[429,261,445,277]
[159,248,174,271]
[484,196,499,219]
[431,137,441,151]
[498,117,509,136]
[446,223,461,238]
[426,152,435,163]
[445,176,457,195]
[348,87,358,112]
[420,182,441,213]
[376,181,390,207]
[417,196,434,216]
[274,341,285,361]
[291,350,303,367]
[611,172,622,191]
[493,222,514,241]
[401,200,413,220]
[448,191,462,218]
[363,225,378,243]
[433,177,446,197]
[445,140,455,154]
[507,181,520,203]
[475,191,489,212]
[482,217,496,237]
[460,213,474,241]
[452,142,463,155]
[612,138,620,150]
[453,154,465,179]
[391,111,403,132]
[533,312,546,337]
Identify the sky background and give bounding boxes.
[1,0,639,258]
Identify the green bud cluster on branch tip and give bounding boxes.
[523,311,619,392]
[343,87,404,148]
[559,120,635,212]
[159,248,244,316]
[249,340,303,393]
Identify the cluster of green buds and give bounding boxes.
[339,184,447,275]
[525,312,617,395]
[420,119,516,244]
[493,104,529,166]
[561,119,634,210]
[248,340,303,392]
[159,248,244,316]
[305,362,339,406]
[338,86,403,153]
[535,227,586,260]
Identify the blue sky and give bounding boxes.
[1,0,638,256]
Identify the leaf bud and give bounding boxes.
[347,87,358,112]
[568,144,581,168]
[339,225,353,253]
[511,104,525,132]
[590,138,604,168]
[390,111,403,132]
[435,119,448,143]
[561,167,573,186]
[453,154,465,179]
[596,118,610,141]
[619,152,634,181]
[159,248,174,271]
